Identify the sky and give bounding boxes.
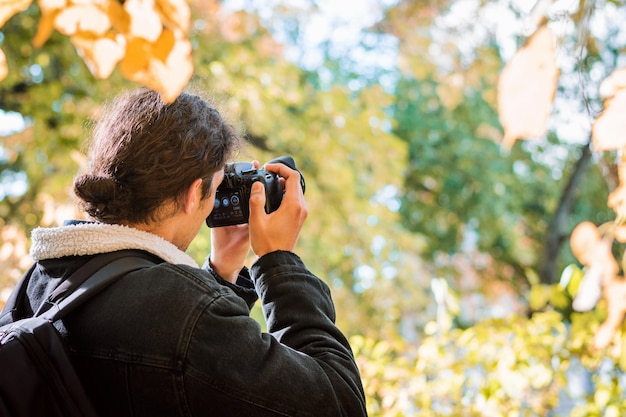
[0,110,25,136]
[223,0,400,88]
[224,0,398,51]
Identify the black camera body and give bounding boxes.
[206,156,305,228]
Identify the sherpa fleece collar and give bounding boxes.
[29,222,198,267]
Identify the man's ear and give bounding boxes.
[184,178,203,214]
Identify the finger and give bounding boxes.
[248,181,266,221]
[263,162,295,178]
[264,163,302,194]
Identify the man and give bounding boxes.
[0,88,367,416]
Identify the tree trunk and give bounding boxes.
[538,140,593,284]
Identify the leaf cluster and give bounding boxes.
[355,302,626,416]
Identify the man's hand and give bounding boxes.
[248,163,307,257]
[209,160,261,283]
[210,224,250,283]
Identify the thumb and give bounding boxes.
[248,181,266,219]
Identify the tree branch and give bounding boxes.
[539,139,593,284]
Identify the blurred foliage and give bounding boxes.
[384,0,618,288]
[395,73,612,286]
[2,0,626,415]
[355,284,626,416]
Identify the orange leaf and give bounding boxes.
[33,6,59,47]
[71,32,125,78]
[599,67,626,100]
[594,276,626,349]
[37,0,66,10]
[119,29,192,102]
[607,158,626,219]
[497,25,559,149]
[608,182,626,219]
[149,37,192,101]
[570,221,602,267]
[151,24,175,61]
[105,0,130,34]
[615,224,626,243]
[119,36,151,76]
[55,3,111,36]
[592,86,626,152]
[155,0,189,34]
[124,0,162,42]
[0,0,32,27]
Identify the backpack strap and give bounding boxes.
[44,250,160,305]
[0,263,37,323]
[36,250,160,321]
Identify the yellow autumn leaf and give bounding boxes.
[119,36,152,75]
[155,0,189,34]
[33,0,76,47]
[120,29,192,102]
[592,68,626,152]
[119,29,175,76]
[105,0,130,34]
[0,47,7,81]
[71,32,125,78]
[148,37,193,102]
[153,26,177,60]
[55,3,111,36]
[0,0,32,27]
[32,6,59,47]
[559,264,584,296]
[124,0,162,42]
[608,158,626,218]
[497,25,559,149]
[528,284,551,311]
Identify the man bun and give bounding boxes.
[73,174,126,221]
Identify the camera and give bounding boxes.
[206,155,306,228]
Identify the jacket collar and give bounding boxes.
[30,221,198,267]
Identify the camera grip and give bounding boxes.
[206,156,305,228]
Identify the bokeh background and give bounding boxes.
[2,0,626,415]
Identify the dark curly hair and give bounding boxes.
[73,88,243,224]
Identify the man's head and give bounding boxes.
[73,88,242,226]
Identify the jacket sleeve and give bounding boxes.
[201,257,259,310]
[184,250,367,417]
[251,250,367,416]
